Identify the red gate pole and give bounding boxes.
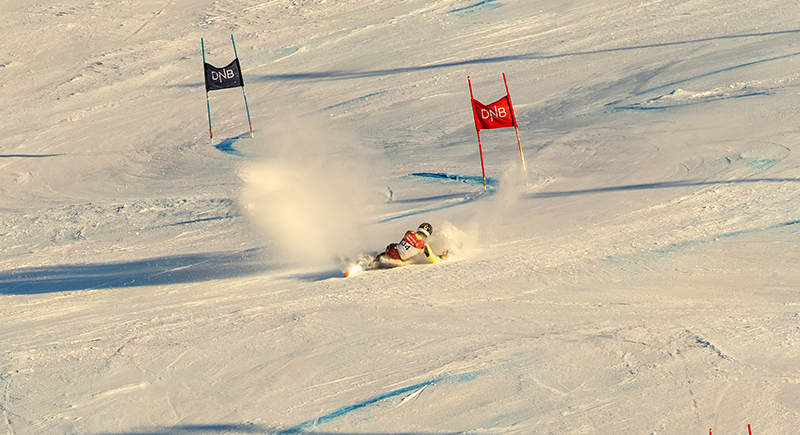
[503,73,527,184]
[468,76,487,189]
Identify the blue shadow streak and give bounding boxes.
[634,51,800,97]
[376,173,497,223]
[606,51,800,110]
[0,249,270,294]
[277,370,488,434]
[410,172,495,186]
[104,423,461,434]
[704,219,800,244]
[527,178,800,199]
[151,29,800,86]
[615,91,772,111]
[214,133,251,156]
[323,91,387,111]
[448,0,500,13]
[603,219,800,263]
[243,30,800,83]
[0,154,65,158]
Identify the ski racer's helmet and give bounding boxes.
[417,222,433,237]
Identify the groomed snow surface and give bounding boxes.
[2,0,800,434]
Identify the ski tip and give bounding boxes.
[344,264,363,278]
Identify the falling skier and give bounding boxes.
[345,222,449,277]
[372,222,448,267]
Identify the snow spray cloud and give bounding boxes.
[239,114,383,266]
[470,162,528,243]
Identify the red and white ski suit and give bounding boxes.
[379,229,444,265]
[391,230,427,260]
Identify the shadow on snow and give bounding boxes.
[101,370,486,434]
[214,133,252,156]
[0,249,272,295]
[0,154,65,158]
[252,29,800,82]
[102,427,460,435]
[527,177,800,199]
[376,172,497,223]
[170,29,800,88]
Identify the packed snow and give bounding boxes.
[2,0,800,434]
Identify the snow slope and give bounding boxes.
[2,0,800,433]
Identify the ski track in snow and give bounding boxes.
[278,370,486,434]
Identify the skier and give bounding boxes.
[372,222,448,268]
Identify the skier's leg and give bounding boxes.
[422,244,444,263]
[370,244,402,269]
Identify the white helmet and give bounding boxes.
[417,222,432,237]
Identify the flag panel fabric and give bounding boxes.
[204,58,244,91]
[471,95,517,130]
